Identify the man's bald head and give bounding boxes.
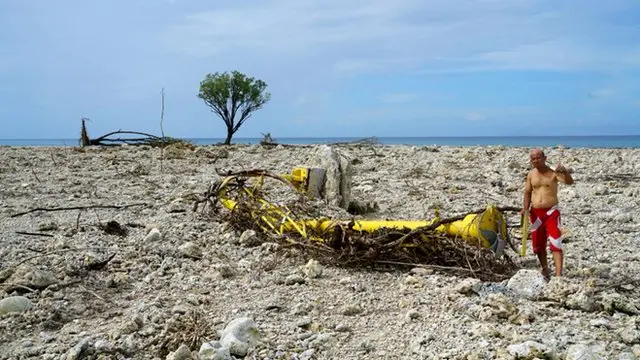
[529,148,547,169]
[530,148,545,158]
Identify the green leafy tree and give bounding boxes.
[198,71,271,145]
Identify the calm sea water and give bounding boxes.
[1,136,639,148]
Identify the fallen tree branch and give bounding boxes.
[80,117,189,148]
[16,231,55,238]
[1,283,37,293]
[11,203,147,218]
[12,247,117,268]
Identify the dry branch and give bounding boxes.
[15,231,55,238]
[11,203,147,218]
[79,117,189,148]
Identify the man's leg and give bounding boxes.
[537,250,550,279]
[552,250,563,277]
[547,210,564,277]
[530,215,550,279]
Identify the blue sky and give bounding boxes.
[1,0,639,139]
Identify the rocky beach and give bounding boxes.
[1,143,639,360]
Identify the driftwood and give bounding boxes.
[15,231,55,238]
[11,203,147,218]
[80,117,189,148]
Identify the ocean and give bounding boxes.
[1,135,640,148]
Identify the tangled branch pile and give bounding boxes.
[199,170,519,281]
[79,117,190,148]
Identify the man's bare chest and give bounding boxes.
[531,172,557,188]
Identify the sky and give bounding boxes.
[1,0,639,139]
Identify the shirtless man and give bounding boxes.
[522,148,574,279]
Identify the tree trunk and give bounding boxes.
[224,126,234,145]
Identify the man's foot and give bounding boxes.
[541,268,550,281]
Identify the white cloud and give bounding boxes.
[465,112,487,121]
[166,0,640,76]
[589,88,615,98]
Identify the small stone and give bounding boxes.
[410,267,434,276]
[214,264,234,279]
[619,352,638,360]
[94,339,112,353]
[404,275,420,285]
[239,230,261,247]
[619,326,640,345]
[299,349,315,360]
[341,304,363,316]
[179,242,203,259]
[303,259,323,279]
[565,344,602,360]
[506,269,547,300]
[602,293,639,315]
[612,212,633,223]
[566,290,599,312]
[219,317,259,357]
[172,304,190,314]
[145,228,162,242]
[590,318,610,328]
[456,278,482,295]
[506,341,554,358]
[199,341,232,360]
[24,269,57,289]
[166,344,193,360]
[296,317,312,328]
[168,198,188,213]
[0,296,33,315]
[64,337,90,360]
[284,274,305,285]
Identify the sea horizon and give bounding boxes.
[1,135,640,148]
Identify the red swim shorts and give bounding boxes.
[529,206,563,254]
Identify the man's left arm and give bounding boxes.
[555,165,574,185]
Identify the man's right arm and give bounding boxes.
[523,172,532,213]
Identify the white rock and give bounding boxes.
[506,269,547,300]
[566,290,598,312]
[506,341,554,358]
[24,269,57,289]
[219,317,259,357]
[179,242,203,259]
[168,198,188,213]
[0,296,33,315]
[594,186,609,195]
[455,278,482,294]
[619,352,638,360]
[565,344,603,360]
[145,228,162,242]
[166,344,193,360]
[239,230,260,247]
[64,337,90,360]
[199,341,232,360]
[303,259,323,279]
[341,304,363,316]
[285,274,305,285]
[614,213,633,223]
[299,349,315,360]
[404,275,420,285]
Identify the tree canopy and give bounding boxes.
[198,71,271,145]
